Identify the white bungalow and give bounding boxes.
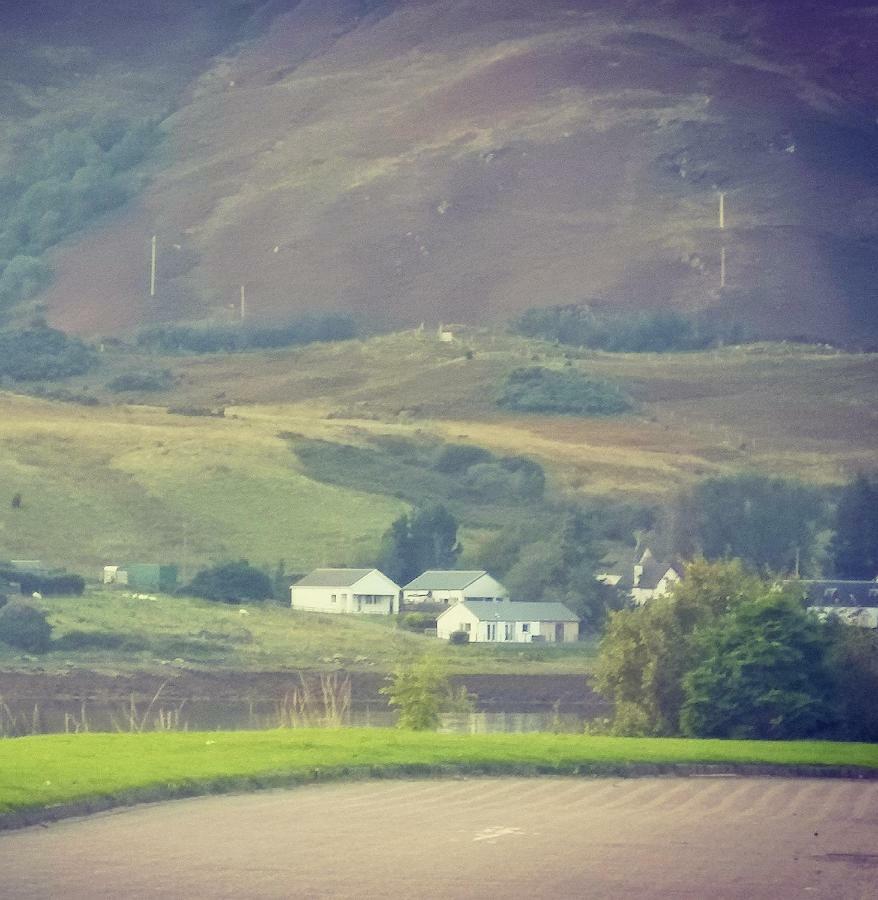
[437,600,579,643]
[402,570,508,606]
[290,568,400,615]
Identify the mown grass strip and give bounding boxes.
[1,730,876,827]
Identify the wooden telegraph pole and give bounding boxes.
[718,192,726,290]
[240,284,246,321]
[149,235,157,297]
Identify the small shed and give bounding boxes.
[402,570,508,606]
[291,568,400,615]
[437,600,579,643]
[110,564,178,593]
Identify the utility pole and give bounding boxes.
[240,284,246,321]
[718,191,725,230]
[720,246,726,289]
[149,235,157,297]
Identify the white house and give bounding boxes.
[629,548,683,606]
[290,568,400,615]
[437,600,579,643]
[402,570,508,606]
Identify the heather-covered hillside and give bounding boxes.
[2,1,877,342]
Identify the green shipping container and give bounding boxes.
[124,564,178,593]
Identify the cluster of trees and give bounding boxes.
[293,436,547,515]
[595,560,878,741]
[661,471,878,579]
[0,323,95,382]
[379,504,462,586]
[136,314,357,354]
[829,473,878,579]
[0,566,85,597]
[666,473,824,575]
[512,303,748,352]
[498,367,632,416]
[0,116,160,310]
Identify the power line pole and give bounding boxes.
[718,191,725,230]
[720,246,726,289]
[149,235,157,297]
[240,284,246,321]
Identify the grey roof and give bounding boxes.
[785,580,878,609]
[294,568,377,588]
[637,555,682,590]
[451,600,579,622]
[404,570,491,591]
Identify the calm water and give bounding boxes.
[0,699,591,736]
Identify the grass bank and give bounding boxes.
[1,729,876,828]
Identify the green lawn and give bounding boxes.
[1,729,875,821]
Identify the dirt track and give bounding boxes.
[2,777,876,898]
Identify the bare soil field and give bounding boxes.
[2,777,876,898]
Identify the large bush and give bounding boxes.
[511,303,748,352]
[0,602,52,653]
[595,560,872,740]
[185,561,273,603]
[136,314,357,354]
[0,324,95,381]
[0,567,85,596]
[498,367,632,416]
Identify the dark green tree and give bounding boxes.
[669,474,824,574]
[0,602,52,653]
[680,594,837,739]
[379,504,461,585]
[595,559,764,735]
[828,473,878,579]
[185,560,272,603]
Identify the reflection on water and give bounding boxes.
[0,699,590,736]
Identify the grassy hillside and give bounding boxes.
[0,330,875,574]
[13,0,874,345]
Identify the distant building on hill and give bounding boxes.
[437,600,579,643]
[290,568,400,615]
[598,547,682,606]
[402,570,507,607]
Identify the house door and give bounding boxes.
[554,623,564,643]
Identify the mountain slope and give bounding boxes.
[9,0,878,342]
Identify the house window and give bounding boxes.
[486,623,497,641]
[521,623,530,634]
[504,622,513,641]
[462,622,471,633]
[331,594,337,602]
[341,593,348,601]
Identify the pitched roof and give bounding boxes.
[293,568,377,588]
[447,600,579,622]
[403,570,491,591]
[786,580,878,608]
[637,555,682,590]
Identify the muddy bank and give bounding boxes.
[0,669,609,717]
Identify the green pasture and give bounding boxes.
[0,590,599,676]
[1,729,875,822]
